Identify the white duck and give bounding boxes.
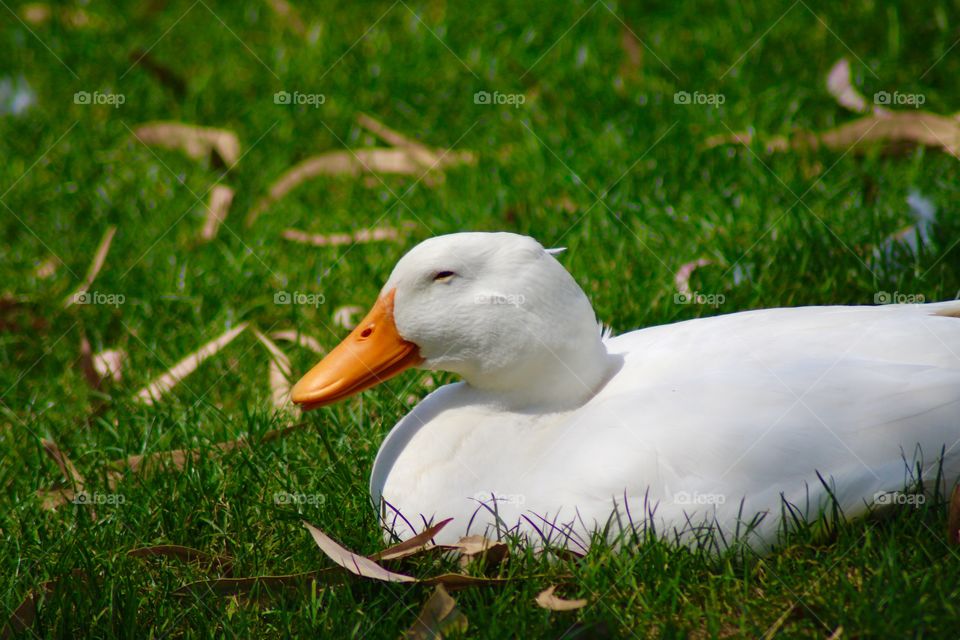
[291,232,960,551]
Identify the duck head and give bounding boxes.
[291,232,615,411]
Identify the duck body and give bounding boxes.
[291,232,960,550]
[371,301,960,548]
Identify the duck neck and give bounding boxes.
[462,332,618,412]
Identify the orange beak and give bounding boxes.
[291,289,423,411]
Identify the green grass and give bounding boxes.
[3,0,960,636]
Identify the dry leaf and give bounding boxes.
[127,49,187,98]
[63,225,116,308]
[535,585,588,611]
[333,305,363,330]
[356,112,440,167]
[451,535,509,569]
[134,323,247,405]
[269,330,325,354]
[201,185,235,241]
[252,328,294,411]
[303,521,416,583]
[948,485,960,546]
[20,3,94,28]
[707,111,960,158]
[281,226,409,248]
[108,423,307,480]
[266,0,306,36]
[93,349,126,382]
[245,115,473,225]
[405,584,468,639]
[1,570,87,640]
[110,438,245,475]
[370,517,454,562]
[133,122,241,168]
[674,258,713,297]
[826,58,873,115]
[128,544,233,573]
[41,440,85,490]
[35,257,58,279]
[35,487,78,511]
[174,570,343,598]
[79,335,102,390]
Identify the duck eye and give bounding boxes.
[433,270,456,282]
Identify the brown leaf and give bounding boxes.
[132,121,241,168]
[63,225,117,308]
[535,585,588,611]
[110,438,245,475]
[707,108,959,160]
[370,517,454,562]
[281,225,410,247]
[948,485,960,546]
[128,544,233,573]
[36,487,77,511]
[41,439,85,490]
[134,323,248,405]
[200,185,235,241]
[333,305,364,330]
[404,585,468,639]
[816,111,960,158]
[79,335,102,390]
[269,330,325,355]
[127,49,187,98]
[245,115,473,225]
[451,535,509,569]
[93,349,126,382]
[265,0,306,36]
[1,570,87,640]
[826,58,872,115]
[356,113,440,167]
[252,328,294,412]
[303,521,416,583]
[421,573,513,589]
[173,570,344,598]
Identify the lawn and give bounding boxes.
[3,0,960,637]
